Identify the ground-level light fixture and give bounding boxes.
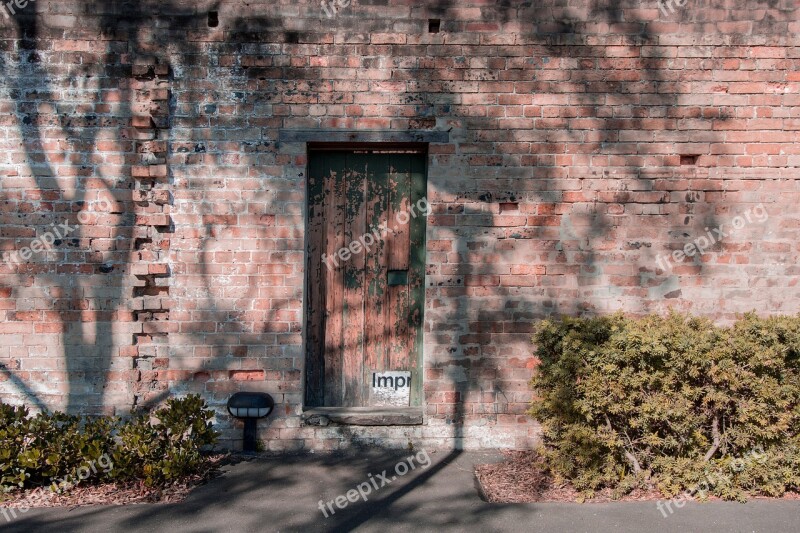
[227,392,275,452]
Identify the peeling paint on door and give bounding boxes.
[306,150,427,407]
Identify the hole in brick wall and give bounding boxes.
[680,154,700,165]
[428,19,441,33]
[133,285,168,298]
[134,238,153,250]
[208,11,219,28]
[499,202,519,212]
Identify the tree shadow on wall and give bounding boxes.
[0,2,788,517]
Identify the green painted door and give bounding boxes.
[306,150,427,408]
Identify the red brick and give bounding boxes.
[230,370,265,381]
[132,116,153,129]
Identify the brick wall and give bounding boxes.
[1,0,799,450]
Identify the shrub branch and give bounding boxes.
[605,414,642,474]
[703,415,721,462]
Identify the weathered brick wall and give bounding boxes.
[1,0,799,450]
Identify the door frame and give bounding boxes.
[302,143,429,409]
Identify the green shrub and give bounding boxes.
[110,395,219,486]
[0,395,218,492]
[529,312,800,500]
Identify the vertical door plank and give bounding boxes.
[364,154,389,390]
[305,154,326,406]
[323,155,346,406]
[341,154,366,406]
[386,156,411,271]
[387,155,412,370]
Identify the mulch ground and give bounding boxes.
[0,454,228,509]
[475,451,800,503]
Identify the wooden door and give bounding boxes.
[306,150,427,408]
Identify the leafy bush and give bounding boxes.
[529,312,800,500]
[0,395,218,492]
[110,395,219,486]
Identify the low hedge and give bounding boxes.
[529,312,800,500]
[0,394,218,492]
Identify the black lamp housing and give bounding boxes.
[227,392,275,452]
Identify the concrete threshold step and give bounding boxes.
[301,406,424,426]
